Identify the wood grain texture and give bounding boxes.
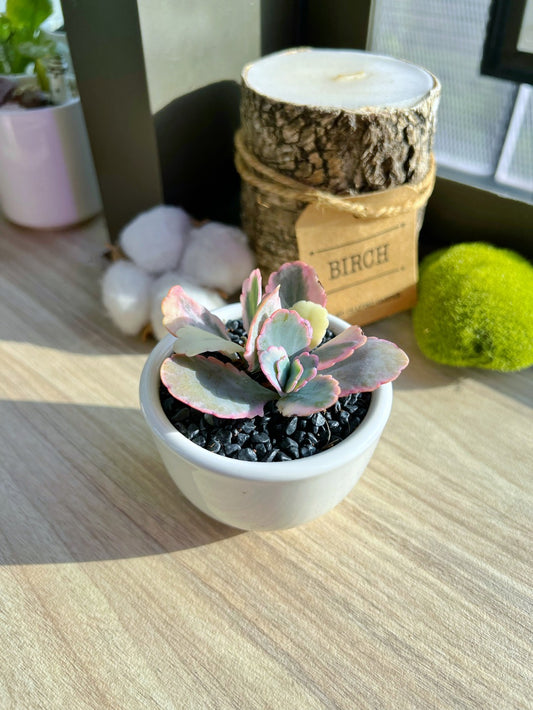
[0,215,531,709]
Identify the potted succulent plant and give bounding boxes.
[140,261,408,530]
[0,0,100,229]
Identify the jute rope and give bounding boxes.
[235,129,436,220]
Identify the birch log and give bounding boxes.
[239,48,440,271]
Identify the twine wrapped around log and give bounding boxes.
[237,48,440,277]
[236,130,436,276]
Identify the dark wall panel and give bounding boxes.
[62,0,163,241]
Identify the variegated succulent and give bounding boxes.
[160,261,408,418]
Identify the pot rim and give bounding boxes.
[0,76,80,115]
[139,304,392,483]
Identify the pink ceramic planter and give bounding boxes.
[0,95,101,229]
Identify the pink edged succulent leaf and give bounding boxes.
[256,309,312,362]
[284,352,319,393]
[322,337,409,395]
[240,268,262,332]
[243,286,282,370]
[314,325,367,370]
[162,285,229,341]
[172,325,243,357]
[159,261,409,421]
[256,308,313,384]
[161,354,276,419]
[276,374,340,417]
[265,261,327,309]
[258,345,290,393]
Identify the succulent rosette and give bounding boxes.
[160,261,408,418]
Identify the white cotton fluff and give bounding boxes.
[118,205,191,274]
[101,260,153,335]
[150,271,226,340]
[180,221,255,294]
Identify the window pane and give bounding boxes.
[496,85,533,194]
[369,0,518,176]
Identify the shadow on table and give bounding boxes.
[0,400,242,566]
[0,213,158,356]
[393,353,532,408]
[365,315,532,408]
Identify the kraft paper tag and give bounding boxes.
[295,192,419,324]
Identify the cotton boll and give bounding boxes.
[150,271,226,340]
[119,205,191,274]
[180,222,255,294]
[102,260,153,335]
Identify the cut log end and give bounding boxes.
[240,47,440,195]
[238,47,440,281]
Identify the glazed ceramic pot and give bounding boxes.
[139,303,393,531]
[0,94,101,229]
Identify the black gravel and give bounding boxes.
[159,320,371,462]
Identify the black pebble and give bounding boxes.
[251,431,270,445]
[206,439,221,453]
[237,448,258,462]
[254,443,268,458]
[286,416,298,436]
[235,432,249,447]
[312,412,326,427]
[265,449,280,462]
[225,443,241,457]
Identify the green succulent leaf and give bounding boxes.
[172,325,243,357]
[291,300,328,349]
[243,285,281,370]
[284,352,319,393]
[6,0,52,32]
[314,325,366,370]
[323,337,409,394]
[0,16,12,42]
[162,285,229,340]
[161,354,276,419]
[258,345,290,393]
[266,261,327,309]
[277,374,340,417]
[240,267,262,332]
[256,309,312,361]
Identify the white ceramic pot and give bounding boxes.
[139,303,393,531]
[0,95,101,229]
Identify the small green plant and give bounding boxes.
[413,242,533,371]
[0,0,55,75]
[160,261,409,418]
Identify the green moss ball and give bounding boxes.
[413,242,533,371]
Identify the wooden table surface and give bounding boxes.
[0,215,531,710]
